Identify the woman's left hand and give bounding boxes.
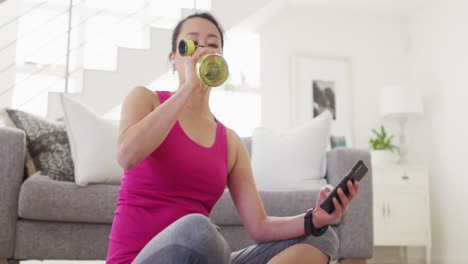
[312,180,360,228]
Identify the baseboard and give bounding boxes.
[369,251,468,263]
[431,255,468,263]
[369,247,425,264]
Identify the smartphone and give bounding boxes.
[320,160,368,214]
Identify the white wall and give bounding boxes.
[408,0,468,262]
[258,6,407,149]
[0,0,18,108]
[260,0,468,263]
[258,2,468,262]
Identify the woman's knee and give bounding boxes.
[174,214,218,241]
[176,214,213,230]
[301,227,339,260]
[171,214,230,263]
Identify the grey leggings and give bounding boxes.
[131,214,338,264]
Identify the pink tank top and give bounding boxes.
[106,91,228,264]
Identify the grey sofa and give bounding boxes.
[0,126,373,262]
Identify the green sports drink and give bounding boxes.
[178,39,229,87]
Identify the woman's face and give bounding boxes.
[170,17,223,84]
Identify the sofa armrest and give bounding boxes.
[326,148,373,259]
[0,127,26,257]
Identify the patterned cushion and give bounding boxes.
[0,109,74,182]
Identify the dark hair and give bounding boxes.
[171,12,224,53]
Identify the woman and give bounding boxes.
[106,12,360,264]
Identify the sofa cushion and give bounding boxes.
[251,111,332,191]
[0,108,75,182]
[61,94,122,186]
[18,174,340,225]
[18,173,119,224]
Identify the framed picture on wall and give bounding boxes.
[290,54,354,147]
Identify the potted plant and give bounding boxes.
[369,125,398,165]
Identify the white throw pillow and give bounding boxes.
[251,111,332,191]
[61,94,122,186]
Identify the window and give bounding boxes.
[210,90,261,137]
[6,0,262,137]
[8,0,208,114]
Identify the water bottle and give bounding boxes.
[178,39,229,87]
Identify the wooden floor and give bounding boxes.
[9,247,427,264]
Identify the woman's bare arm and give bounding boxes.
[117,47,219,170]
[226,129,359,243]
[226,131,305,243]
[117,85,193,170]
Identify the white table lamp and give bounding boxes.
[380,85,424,164]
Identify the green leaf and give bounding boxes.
[381,126,387,138]
[372,129,379,137]
[369,125,397,151]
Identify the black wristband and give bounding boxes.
[304,209,313,236]
[304,208,329,237]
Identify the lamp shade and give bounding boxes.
[379,85,424,119]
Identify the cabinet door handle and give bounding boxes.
[387,204,391,217]
[382,204,386,218]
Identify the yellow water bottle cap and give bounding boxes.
[178,39,196,56]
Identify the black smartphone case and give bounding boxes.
[319,160,368,214]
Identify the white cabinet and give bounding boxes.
[373,165,432,263]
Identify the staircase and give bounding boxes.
[0,0,280,118]
[77,27,172,115]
